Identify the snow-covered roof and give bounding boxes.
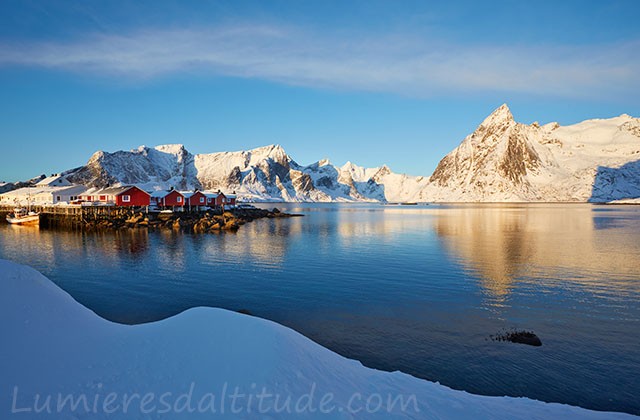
[0,185,88,205]
[150,190,170,198]
[179,190,205,198]
[96,185,150,196]
[36,175,72,187]
[53,185,88,195]
[0,185,86,197]
[179,191,194,198]
[151,190,185,198]
[80,187,102,196]
[97,186,131,196]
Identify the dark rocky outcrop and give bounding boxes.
[490,329,542,347]
[78,207,302,232]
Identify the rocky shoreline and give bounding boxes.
[81,207,303,232]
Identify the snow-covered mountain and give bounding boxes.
[62,105,640,202]
[419,104,640,202]
[65,144,428,202]
[0,174,46,194]
[66,144,199,191]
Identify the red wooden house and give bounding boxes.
[151,189,185,208]
[204,192,218,206]
[203,191,225,207]
[226,192,237,207]
[99,186,151,206]
[181,190,208,209]
[203,190,237,208]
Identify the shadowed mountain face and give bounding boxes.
[590,160,640,202]
[55,105,640,202]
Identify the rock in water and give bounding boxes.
[508,331,542,346]
[491,329,542,347]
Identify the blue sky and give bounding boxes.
[1,0,639,182]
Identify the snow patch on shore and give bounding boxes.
[608,198,640,204]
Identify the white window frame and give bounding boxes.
[122,195,131,203]
[177,196,182,203]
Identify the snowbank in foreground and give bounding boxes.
[0,260,634,419]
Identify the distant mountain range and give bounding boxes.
[42,105,640,202]
[62,144,428,202]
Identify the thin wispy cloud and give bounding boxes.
[1,25,639,98]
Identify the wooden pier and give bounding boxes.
[0,205,150,229]
[0,204,289,232]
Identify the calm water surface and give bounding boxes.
[1,203,639,414]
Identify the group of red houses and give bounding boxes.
[78,186,236,209]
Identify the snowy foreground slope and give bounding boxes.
[61,105,640,203]
[0,260,634,419]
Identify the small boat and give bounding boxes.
[6,208,40,225]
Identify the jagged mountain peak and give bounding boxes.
[422,107,640,202]
[376,164,392,174]
[479,103,514,128]
[341,161,366,172]
[246,144,292,167]
[153,144,187,155]
[372,165,392,179]
[88,150,106,163]
[250,144,286,158]
[430,104,544,192]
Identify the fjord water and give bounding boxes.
[1,204,639,414]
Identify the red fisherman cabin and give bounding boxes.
[151,189,185,209]
[180,190,208,210]
[99,186,150,207]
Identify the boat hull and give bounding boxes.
[6,215,40,225]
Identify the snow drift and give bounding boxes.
[0,259,635,419]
